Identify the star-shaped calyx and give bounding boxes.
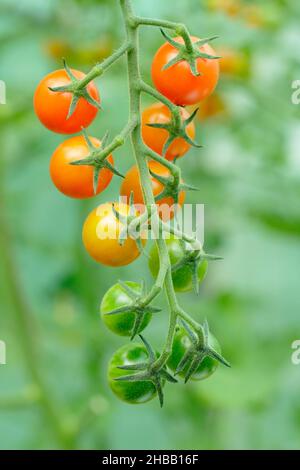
[70,128,124,194]
[115,335,177,407]
[147,107,201,157]
[49,59,101,119]
[171,239,223,294]
[161,29,220,77]
[104,280,161,340]
[112,192,147,254]
[175,319,231,383]
[149,163,199,205]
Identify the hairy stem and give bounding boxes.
[76,41,131,88]
[94,117,138,163]
[160,220,202,251]
[139,80,181,128]
[119,0,202,369]
[135,17,194,53]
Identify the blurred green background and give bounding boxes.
[1,0,300,450]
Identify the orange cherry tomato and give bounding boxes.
[120,161,185,221]
[34,69,100,134]
[219,48,249,77]
[50,136,113,199]
[206,0,241,17]
[82,203,145,267]
[142,103,196,161]
[194,93,227,121]
[152,37,219,106]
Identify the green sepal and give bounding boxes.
[146,103,201,156]
[49,58,101,119]
[69,130,124,194]
[160,29,220,77]
[175,319,231,383]
[105,282,161,340]
[114,335,177,407]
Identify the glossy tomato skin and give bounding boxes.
[100,282,152,337]
[149,236,208,292]
[34,69,100,134]
[82,202,145,267]
[50,136,113,199]
[108,343,157,404]
[120,161,185,221]
[168,326,220,381]
[142,103,195,161]
[152,37,219,106]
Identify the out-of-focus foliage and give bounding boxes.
[0,0,300,450]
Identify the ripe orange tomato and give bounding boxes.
[82,202,145,267]
[142,103,196,161]
[50,136,113,199]
[152,37,219,106]
[206,0,241,17]
[219,48,249,77]
[34,69,100,134]
[120,161,185,221]
[193,93,226,121]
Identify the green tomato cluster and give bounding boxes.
[101,246,221,404]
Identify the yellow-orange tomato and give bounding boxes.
[152,37,219,106]
[219,48,249,77]
[242,5,265,28]
[142,103,196,161]
[82,203,145,267]
[195,93,226,121]
[120,161,185,221]
[50,136,113,199]
[206,0,241,17]
[44,40,71,60]
[34,69,100,134]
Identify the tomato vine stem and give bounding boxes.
[119,0,205,371]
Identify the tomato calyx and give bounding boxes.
[149,164,198,205]
[112,194,149,253]
[48,59,101,118]
[160,29,220,77]
[146,106,201,157]
[70,129,124,194]
[175,319,230,383]
[104,280,161,340]
[171,240,223,294]
[115,335,177,407]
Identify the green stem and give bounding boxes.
[76,41,131,88]
[139,80,181,128]
[144,145,180,177]
[119,0,201,369]
[160,220,202,251]
[135,16,194,54]
[94,117,138,163]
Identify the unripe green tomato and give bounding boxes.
[148,236,208,292]
[108,343,157,404]
[168,326,221,381]
[100,282,152,337]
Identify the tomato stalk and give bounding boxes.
[134,17,195,55]
[59,41,132,93]
[119,0,210,373]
